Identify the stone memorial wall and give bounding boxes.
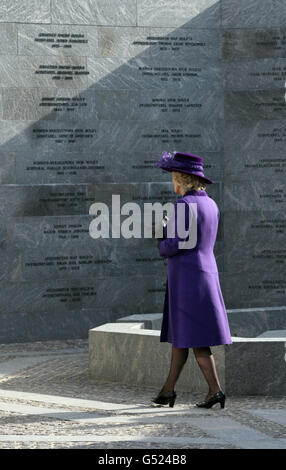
[0,0,285,342]
[222,0,286,308]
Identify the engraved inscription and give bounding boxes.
[133,34,206,51]
[40,96,87,112]
[32,127,96,143]
[26,159,104,176]
[42,286,96,302]
[245,157,286,174]
[250,219,286,233]
[35,64,89,81]
[138,97,200,113]
[248,280,286,294]
[34,32,88,49]
[142,127,200,145]
[138,65,202,82]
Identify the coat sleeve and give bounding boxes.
[157,199,193,258]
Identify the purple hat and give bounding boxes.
[155,150,214,184]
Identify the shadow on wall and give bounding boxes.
[0,1,226,342]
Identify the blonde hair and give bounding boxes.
[172,171,207,193]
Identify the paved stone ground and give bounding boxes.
[0,339,285,449]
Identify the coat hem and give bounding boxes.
[160,339,233,348]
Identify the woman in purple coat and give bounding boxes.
[151,151,232,409]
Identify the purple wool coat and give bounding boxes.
[158,189,232,348]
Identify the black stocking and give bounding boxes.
[193,346,222,399]
[160,346,189,394]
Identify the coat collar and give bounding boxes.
[182,189,207,197]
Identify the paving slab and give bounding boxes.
[0,434,222,446]
[247,409,286,427]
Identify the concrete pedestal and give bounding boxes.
[89,312,286,396]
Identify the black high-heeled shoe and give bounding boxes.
[195,391,225,409]
[151,390,177,407]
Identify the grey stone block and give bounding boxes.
[99,26,222,59]
[137,0,220,28]
[0,0,51,23]
[9,214,167,281]
[0,182,183,217]
[224,148,286,181]
[0,184,91,216]
[225,338,286,396]
[2,88,99,122]
[87,55,222,90]
[85,274,166,315]
[129,87,223,121]
[92,119,224,154]
[0,274,166,316]
[225,119,286,155]
[0,56,89,89]
[51,0,137,26]
[223,270,286,309]
[0,307,113,343]
[0,279,98,316]
[2,88,133,123]
[52,119,224,155]
[0,119,98,156]
[222,0,286,28]
[226,306,286,337]
[14,150,109,185]
[223,28,286,60]
[223,58,286,91]
[224,180,286,211]
[225,90,286,122]
[14,149,145,185]
[223,210,286,274]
